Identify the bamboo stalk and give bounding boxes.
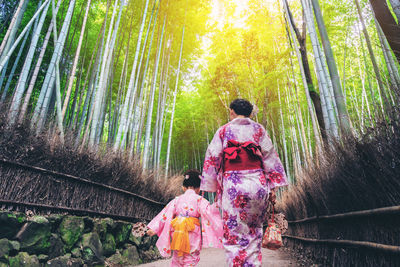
[132,2,160,154]
[311,0,352,134]
[288,205,400,224]
[33,0,76,130]
[0,2,48,76]
[8,1,50,123]
[0,23,33,106]
[18,0,62,123]
[61,0,92,119]
[90,0,123,146]
[354,0,390,112]
[114,0,152,150]
[0,0,29,60]
[142,17,166,169]
[165,25,185,178]
[283,235,400,254]
[283,1,322,155]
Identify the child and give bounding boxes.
[147,169,223,266]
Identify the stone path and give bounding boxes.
[138,248,299,267]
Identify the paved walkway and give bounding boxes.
[138,248,299,267]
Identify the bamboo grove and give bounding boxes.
[0,0,399,182]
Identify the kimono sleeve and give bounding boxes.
[201,128,224,192]
[198,197,223,248]
[147,197,177,257]
[259,127,289,189]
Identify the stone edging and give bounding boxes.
[0,211,161,266]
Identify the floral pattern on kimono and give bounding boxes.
[147,189,223,261]
[171,250,201,267]
[201,118,288,267]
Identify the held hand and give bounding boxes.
[268,190,276,205]
[147,229,156,236]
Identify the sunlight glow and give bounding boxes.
[210,0,276,30]
[211,0,250,30]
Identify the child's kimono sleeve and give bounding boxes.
[198,197,223,248]
[201,127,224,192]
[259,127,289,189]
[147,197,177,257]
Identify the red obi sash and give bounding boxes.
[223,140,263,171]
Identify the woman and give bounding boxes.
[201,99,288,267]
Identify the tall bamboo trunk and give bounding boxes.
[2,0,43,101]
[278,86,292,184]
[283,2,322,154]
[375,19,400,88]
[151,43,167,167]
[301,0,339,139]
[165,25,185,178]
[79,14,108,146]
[133,5,160,154]
[369,0,400,64]
[18,0,62,123]
[0,0,49,74]
[32,0,76,131]
[8,1,51,123]
[61,0,92,119]
[142,17,166,169]
[156,48,171,169]
[354,0,390,112]
[0,0,29,62]
[311,0,351,134]
[74,14,107,139]
[0,23,33,107]
[106,3,134,142]
[114,0,152,150]
[109,53,128,143]
[89,0,124,146]
[356,22,381,118]
[126,1,159,152]
[283,0,326,140]
[68,52,85,128]
[50,0,65,141]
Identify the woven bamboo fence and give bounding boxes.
[280,113,400,266]
[0,158,166,221]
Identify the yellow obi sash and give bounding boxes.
[170,216,200,256]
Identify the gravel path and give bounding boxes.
[138,248,299,267]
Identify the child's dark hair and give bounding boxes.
[183,169,201,188]
[229,98,253,117]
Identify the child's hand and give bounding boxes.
[147,229,156,236]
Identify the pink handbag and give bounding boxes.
[262,205,283,250]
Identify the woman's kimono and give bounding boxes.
[201,117,288,267]
[147,189,223,267]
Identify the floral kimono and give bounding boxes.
[201,117,288,267]
[147,189,223,267]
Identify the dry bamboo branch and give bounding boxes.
[288,205,400,224]
[283,234,400,254]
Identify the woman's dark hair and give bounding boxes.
[229,98,253,117]
[183,169,201,188]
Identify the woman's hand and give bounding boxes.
[269,189,276,205]
[147,229,156,236]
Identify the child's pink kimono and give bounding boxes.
[147,189,223,266]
